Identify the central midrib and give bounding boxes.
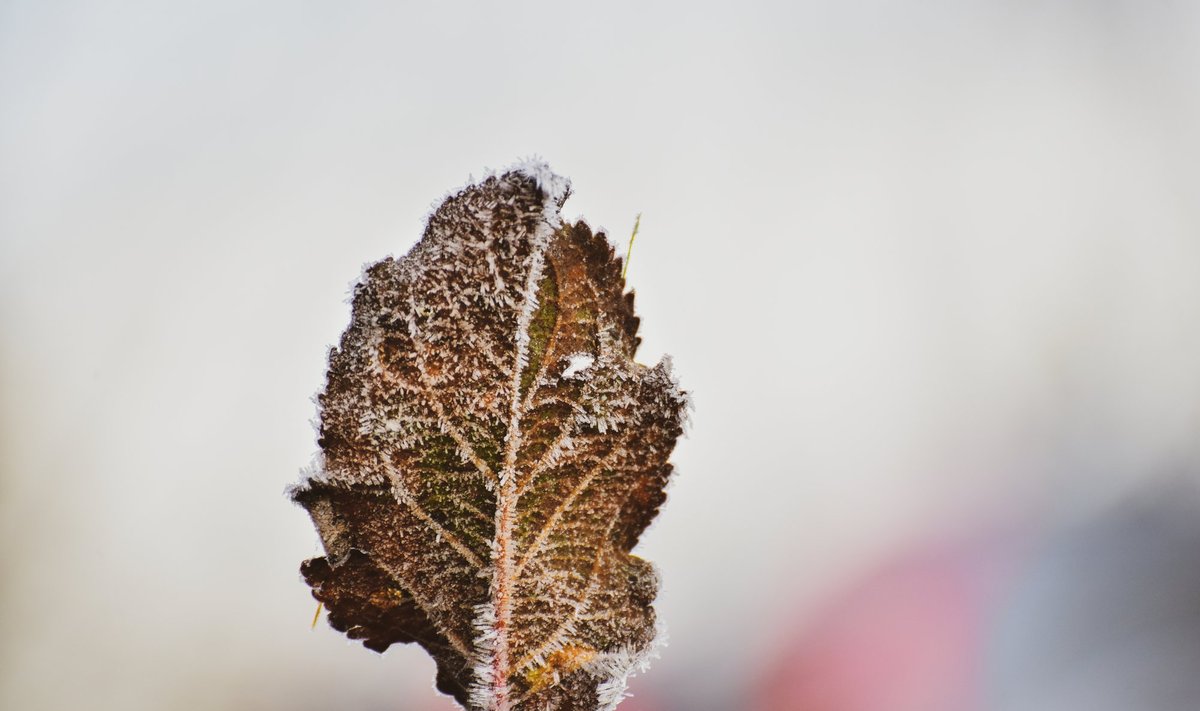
[489,217,552,711]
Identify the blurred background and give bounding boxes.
[3,1,1199,709]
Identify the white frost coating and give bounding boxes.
[287,456,328,496]
[654,355,694,433]
[596,225,617,250]
[587,618,668,711]
[421,157,572,232]
[561,353,595,379]
[511,156,571,209]
[344,257,396,305]
[468,601,501,711]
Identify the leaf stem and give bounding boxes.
[490,481,516,710]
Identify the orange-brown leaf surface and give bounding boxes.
[291,163,688,710]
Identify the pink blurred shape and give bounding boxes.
[755,538,1011,711]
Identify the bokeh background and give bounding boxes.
[3,1,1199,710]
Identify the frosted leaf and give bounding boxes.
[291,164,687,710]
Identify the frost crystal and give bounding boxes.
[561,353,595,380]
[291,163,686,710]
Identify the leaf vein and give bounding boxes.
[382,457,484,569]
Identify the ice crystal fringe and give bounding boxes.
[469,601,501,711]
[589,618,668,711]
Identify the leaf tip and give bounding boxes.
[509,156,572,207]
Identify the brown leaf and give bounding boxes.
[291,162,688,711]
